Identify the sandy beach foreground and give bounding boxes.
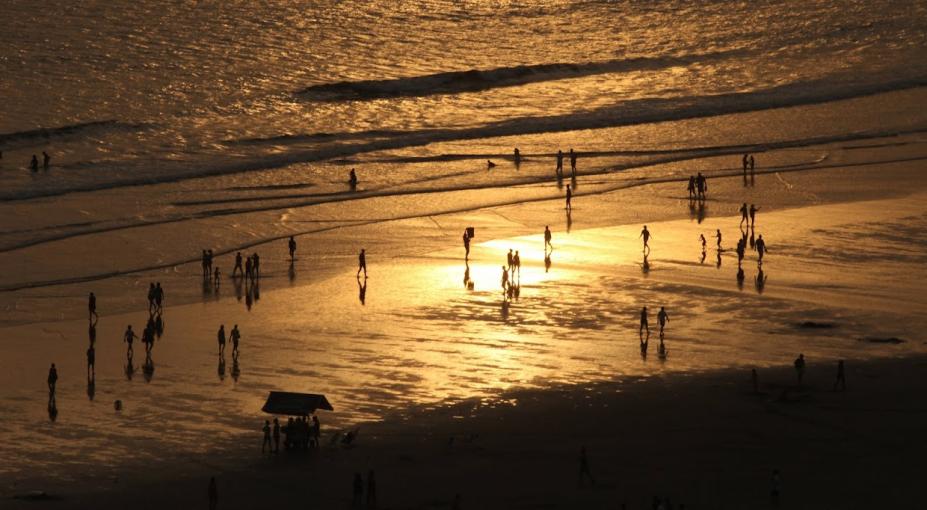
[8,354,927,509]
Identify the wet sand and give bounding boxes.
[3,133,927,507]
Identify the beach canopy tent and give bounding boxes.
[261,392,334,416]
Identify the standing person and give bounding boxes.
[245,256,253,281]
[513,250,521,278]
[88,292,98,321]
[230,325,241,357]
[739,203,749,226]
[367,469,377,508]
[501,266,509,293]
[513,147,521,166]
[833,360,846,391]
[252,253,260,279]
[123,325,138,356]
[47,363,59,394]
[357,249,367,278]
[233,251,243,277]
[639,307,649,334]
[202,250,210,279]
[749,154,756,174]
[262,420,272,454]
[687,175,696,199]
[214,267,221,288]
[565,185,572,211]
[578,446,595,487]
[715,229,722,250]
[288,236,297,261]
[556,149,563,176]
[349,168,358,188]
[206,250,214,277]
[462,230,470,259]
[147,283,156,314]
[42,151,50,170]
[272,418,281,453]
[352,473,364,507]
[742,153,749,176]
[749,204,759,225]
[506,249,514,271]
[30,154,39,172]
[155,282,164,313]
[657,306,669,335]
[217,325,226,355]
[639,225,652,251]
[569,148,577,176]
[755,234,768,263]
[794,354,806,387]
[87,345,95,376]
[544,225,552,250]
[208,477,218,510]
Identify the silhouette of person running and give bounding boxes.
[749,204,759,225]
[88,292,98,321]
[123,325,137,356]
[755,234,768,263]
[289,236,297,260]
[639,306,649,334]
[657,306,669,334]
[30,154,39,172]
[556,149,563,176]
[47,363,58,395]
[715,229,722,250]
[833,359,846,391]
[639,225,651,251]
[578,446,595,487]
[87,345,95,376]
[217,325,226,355]
[569,148,577,176]
[544,225,552,250]
[514,147,521,166]
[565,185,572,211]
[43,151,50,170]
[230,324,241,357]
[357,249,367,278]
[794,354,806,387]
[208,477,218,510]
[739,203,748,226]
[687,175,696,199]
[233,251,243,277]
[349,168,358,189]
[262,420,272,453]
[463,230,470,259]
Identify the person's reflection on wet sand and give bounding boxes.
[218,354,226,381]
[245,286,254,310]
[700,250,707,265]
[357,276,367,305]
[737,267,745,290]
[289,260,296,283]
[89,322,96,346]
[749,226,756,249]
[716,250,722,269]
[232,357,240,382]
[87,372,95,401]
[641,253,650,275]
[155,313,164,339]
[501,298,510,319]
[696,200,706,224]
[143,352,155,383]
[48,400,58,422]
[125,352,135,381]
[463,261,472,289]
[640,330,649,360]
[755,268,768,294]
[566,208,573,233]
[658,337,668,360]
[235,276,244,302]
[202,277,211,299]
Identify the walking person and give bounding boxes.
[217,325,226,355]
[123,325,138,357]
[657,306,669,335]
[357,249,367,278]
[513,250,521,278]
[507,249,514,271]
[578,446,595,487]
[47,363,59,396]
[739,203,749,226]
[463,230,470,259]
[288,236,297,261]
[639,225,652,251]
[687,175,696,199]
[252,253,260,279]
[501,266,509,294]
[154,282,164,313]
[262,420,272,454]
[233,251,243,277]
[544,225,552,251]
[272,418,281,453]
[30,154,39,172]
[749,204,759,225]
[742,153,749,176]
[230,325,241,358]
[569,148,577,177]
[755,234,768,263]
[699,234,707,253]
[639,306,649,335]
[556,149,563,176]
[715,229,722,250]
[565,185,572,211]
[88,292,98,321]
[794,354,806,388]
[833,360,846,391]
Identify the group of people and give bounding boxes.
[28,151,50,172]
[262,415,322,453]
[686,172,709,200]
[146,282,165,314]
[231,250,261,282]
[555,148,579,178]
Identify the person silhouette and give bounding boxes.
[289,236,297,260]
[794,354,806,387]
[47,363,58,396]
[578,446,595,487]
[357,276,367,305]
[217,325,226,355]
[565,185,572,211]
[357,249,367,278]
[715,229,722,250]
[737,266,745,288]
[463,230,470,259]
[699,234,706,253]
[262,420,272,454]
[639,225,651,252]
[749,155,755,174]
[233,251,243,277]
[742,153,749,176]
[687,175,696,199]
[213,267,221,288]
[349,168,358,189]
[544,225,552,251]
[86,345,95,377]
[513,147,521,167]
[507,249,514,271]
[833,360,846,391]
[755,235,768,263]
[544,254,552,273]
[639,306,649,334]
[155,282,164,313]
[43,151,50,170]
[749,204,759,225]
[230,324,241,357]
[569,148,577,177]
[88,292,98,321]
[739,203,748,226]
[30,154,39,172]
[513,250,521,278]
[273,418,281,453]
[556,149,563,176]
[123,325,137,357]
[208,477,218,510]
[353,472,364,507]
[501,266,509,293]
[657,307,669,335]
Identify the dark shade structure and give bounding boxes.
[261,392,334,415]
